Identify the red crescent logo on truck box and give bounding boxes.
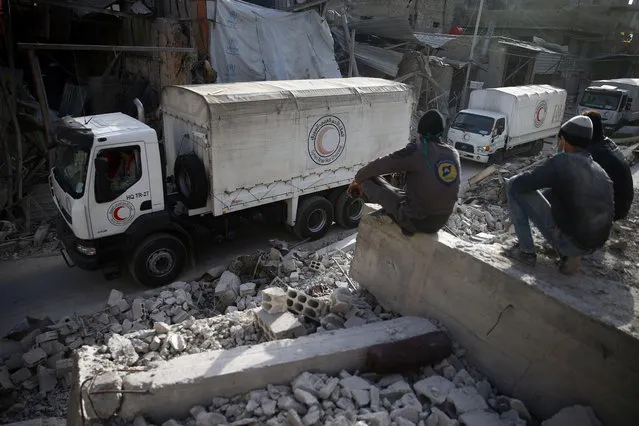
[308,115,346,166]
[534,101,548,128]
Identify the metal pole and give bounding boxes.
[460,0,485,109]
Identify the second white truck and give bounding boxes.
[51,78,413,286]
[577,78,639,133]
[448,85,567,164]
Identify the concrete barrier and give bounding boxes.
[350,213,639,426]
[69,316,438,424]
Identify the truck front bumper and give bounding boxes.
[56,218,100,271]
[457,151,490,163]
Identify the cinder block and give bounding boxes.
[254,308,306,340]
[285,287,327,320]
[23,347,47,367]
[261,287,288,314]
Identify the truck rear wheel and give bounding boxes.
[335,191,364,228]
[175,154,208,209]
[294,196,334,240]
[130,233,187,287]
[529,140,544,156]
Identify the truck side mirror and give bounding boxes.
[627,98,633,111]
[94,157,111,203]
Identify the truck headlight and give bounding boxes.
[484,146,492,152]
[76,242,96,256]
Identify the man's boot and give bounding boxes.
[559,256,581,275]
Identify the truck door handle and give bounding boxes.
[140,200,152,211]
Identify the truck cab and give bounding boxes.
[577,85,630,132]
[447,109,507,164]
[52,113,168,276]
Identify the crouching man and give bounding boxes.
[347,110,460,236]
[505,116,614,275]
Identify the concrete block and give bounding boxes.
[131,299,147,321]
[206,265,226,280]
[20,328,41,350]
[35,331,59,345]
[254,308,306,340]
[261,287,288,314]
[23,347,47,367]
[285,287,328,321]
[89,372,123,419]
[10,367,32,384]
[89,316,440,424]
[350,213,639,426]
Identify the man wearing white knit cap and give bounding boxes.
[504,115,614,275]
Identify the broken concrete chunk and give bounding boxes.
[340,375,371,391]
[23,347,47,367]
[344,316,367,328]
[168,334,186,352]
[294,388,319,406]
[379,379,412,402]
[541,405,602,426]
[55,358,73,378]
[107,289,124,307]
[37,365,57,394]
[0,366,13,389]
[35,331,58,345]
[446,386,488,415]
[10,367,32,384]
[352,389,370,407]
[302,405,321,425]
[90,372,123,419]
[459,411,507,426]
[195,411,227,426]
[288,409,305,426]
[207,265,226,280]
[239,282,257,297]
[215,271,241,305]
[107,334,139,366]
[509,399,532,424]
[318,377,340,399]
[131,299,147,321]
[154,322,171,334]
[414,375,455,405]
[358,412,391,426]
[426,407,459,426]
[262,398,277,416]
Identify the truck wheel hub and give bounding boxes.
[147,249,175,276]
[307,209,327,233]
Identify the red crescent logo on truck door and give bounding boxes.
[308,115,347,166]
[107,200,136,226]
[534,100,548,128]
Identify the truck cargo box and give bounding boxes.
[161,78,413,216]
[468,85,566,146]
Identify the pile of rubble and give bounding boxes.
[134,357,600,426]
[0,220,58,260]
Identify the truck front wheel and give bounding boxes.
[294,196,334,240]
[130,233,187,287]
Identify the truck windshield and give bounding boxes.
[53,145,90,199]
[451,113,495,136]
[580,91,622,111]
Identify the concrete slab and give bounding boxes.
[350,214,639,426]
[70,316,438,424]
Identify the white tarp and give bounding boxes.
[209,0,341,83]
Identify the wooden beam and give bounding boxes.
[18,43,196,53]
[31,0,130,18]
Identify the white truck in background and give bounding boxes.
[448,85,567,164]
[51,78,413,286]
[577,78,639,134]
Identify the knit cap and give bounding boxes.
[418,110,445,137]
[559,115,593,148]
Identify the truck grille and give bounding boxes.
[455,142,474,154]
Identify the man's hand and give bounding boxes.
[347,180,362,198]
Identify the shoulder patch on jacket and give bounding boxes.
[390,142,418,159]
[435,159,459,185]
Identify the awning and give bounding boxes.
[498,40,560,54]
[354,43,404,77]
[413,33,458,49]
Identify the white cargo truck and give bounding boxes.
[51,78,413,286]
[448,85,567,164]
[577,78,639,133]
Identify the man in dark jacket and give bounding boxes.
[505,115,614,275]
[347,110,460,235]
[582,110,634,221]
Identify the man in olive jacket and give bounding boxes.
[347,110,461,235]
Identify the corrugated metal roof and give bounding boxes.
[413,33,457,49]
[535,52,562,75]
[498,40,559,54]
[354,43,404,77]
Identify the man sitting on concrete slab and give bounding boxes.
[582,110,634,221]
[347,110,460,236]
[504,116,614,275]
